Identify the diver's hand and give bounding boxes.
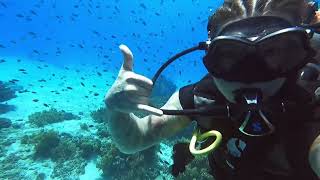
[105,44,163,116]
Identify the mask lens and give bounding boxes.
[259,32,308,73]
[207,39,248,75]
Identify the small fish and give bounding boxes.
[97,72,102,76]
[16,14,24,18]
[85,96,89,98]
[32,99,39,102]
[43,103,49,107]
[67,87,73,90]
[19,69,26,72]
[31,91,37,94]
[38,79,46,82]
[139,3,147,9]
[80,82,85,87]
[28,31,36,36]
[0,2,7,8]
[0,59,6,63]
[92,85,96,88]
[9,79,19,83]
[0,44,6,48]
[19,90,29,93]
[92,30,100,36]
[33,49,40,54]
[93,93,99,96]
[30,10,37,16]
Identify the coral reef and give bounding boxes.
[0,81,21,114]
[176,155,214,180]
[0,81,17,102]
[96,125,109,138]
[0,104,15,114]
[0,154,26,179]
[96,139,164,179]
[80,123,89,131]
[21,130,102,178]
[34,130,60,158]
[90,107,108,123]
[22,130,101,161]
[0,118,12,129]
[28,108,80,127]
[77,136,101,159]
[51,157,86,179]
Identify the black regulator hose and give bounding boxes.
[150,42,210,116]
[151,42,208,84]
[161,105,229,117]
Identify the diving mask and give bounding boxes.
[203,16,316,83]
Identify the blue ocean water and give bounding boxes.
[2,0,319,179]
[0,0,224,179]
[0,0,223,85]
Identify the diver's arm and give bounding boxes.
[309,134,320,177]
[107,91,191,154]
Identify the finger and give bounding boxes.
[124,84,151,96]
[126,78,153,90]
[128,95,150,105]
[136,104,163,116]
[127,74,153,88]
[119,44,133,72]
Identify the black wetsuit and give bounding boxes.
[178,74,320,180]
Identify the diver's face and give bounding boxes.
[212,76,286,103]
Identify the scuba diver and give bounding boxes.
[105,0,320,179]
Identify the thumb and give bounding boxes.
[136,104,163,116]
[119,44,133,72]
